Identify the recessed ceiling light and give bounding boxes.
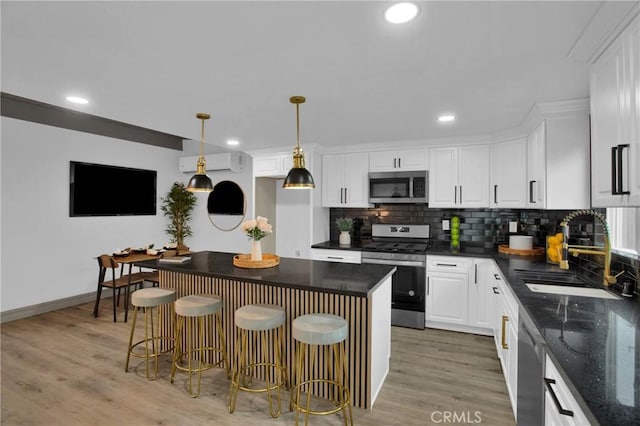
[65,96,89,104]
[226,139,240,146]
[438,114,456,123]
[385,3,419,24]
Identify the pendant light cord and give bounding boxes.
[200,117,205,158]
[296,102,301,150]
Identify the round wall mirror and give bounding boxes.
[207,180,246,231]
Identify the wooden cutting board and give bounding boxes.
[498,244,545,256]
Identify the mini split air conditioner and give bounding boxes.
[178,152,244,173]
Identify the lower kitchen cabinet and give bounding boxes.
[492,266,518,421]
[425,256,492,335]
[544,354,591,426]
[426,270,469,325]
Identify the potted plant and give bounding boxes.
[160,182,197,251]
[336,217,354,246]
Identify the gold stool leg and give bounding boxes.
[125,305,139,372]
[228,328,247,413]
[170,315,184,384]
[215,311,230,379]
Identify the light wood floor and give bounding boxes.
[1,302,515,425]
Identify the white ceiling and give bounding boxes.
[0,1,620,152]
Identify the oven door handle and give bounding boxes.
[362,258,425,267]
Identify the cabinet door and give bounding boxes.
[322,154,346,207]
[343,152,370,207]
[397,148,427,171]
[426,271,468,325]
[491,138,527,208]
[527,121,546,208]
[468,260,493,330]
[428,147,458,207]
[591,35,628,207]
[505,316,518,417]
[458,145,490,207]
[626,16,640,205]
[370,148,427,172]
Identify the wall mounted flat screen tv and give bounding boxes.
[70,161,157,216]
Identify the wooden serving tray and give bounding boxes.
[498,244,545,256]
[233,253,280,269]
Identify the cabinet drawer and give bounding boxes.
[310,248,361,264]
[544,354,591,425]
[426,256,472,273]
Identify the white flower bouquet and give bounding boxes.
[241,216,273,241]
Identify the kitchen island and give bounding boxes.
[134,251,395,409]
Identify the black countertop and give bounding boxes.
[134,251,396,298]
[494,255,639,426]
[314,240,640,425]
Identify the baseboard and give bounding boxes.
[0,292,99,324]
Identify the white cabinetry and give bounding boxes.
[253,153,292,177]
[524,106,591,209]
[310,248,361,264]
[490,137,528,208]
[468,259,494,329]
[492,267,518,418]
[590,14,640,207]
[322,153,370,207]
[544,354,592,426]
[369,148,427,172]
[425,256,492,335]
[428,145,490,208]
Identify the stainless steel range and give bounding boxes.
[361,224,430,329]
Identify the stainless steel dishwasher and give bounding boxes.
[517,312,545,425]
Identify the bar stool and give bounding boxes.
[228,304,287,418]
[290,313,353,426]
[125,287,176,379]
[170,294,229,397]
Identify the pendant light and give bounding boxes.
[283,96,315,189]
[186,113,214,193]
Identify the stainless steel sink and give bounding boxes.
[514,269,586,286]
[515,269,620,300]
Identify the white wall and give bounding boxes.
[0,117,253,313]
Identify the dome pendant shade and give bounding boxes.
[187,113,214,193]
[283,96,315,189]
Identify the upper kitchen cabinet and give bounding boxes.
[322,152,371,207]
[369,148,428,172]
[253,152,293,178]
[428,145,490,208]
[590,13,640,207]
[490,137,528,208]
[523,100,591,209]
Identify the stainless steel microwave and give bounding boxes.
[368,171,428,204]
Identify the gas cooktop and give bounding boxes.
[362,224,432,254]
[362,241,430,254]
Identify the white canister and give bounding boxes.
[509,235,533,250]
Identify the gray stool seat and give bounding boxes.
[175,294,221,317]
[292,313,348,345]
[235,304,285,331]
[131,287,176,308]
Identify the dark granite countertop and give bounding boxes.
[312,240,640,425]
[311,240,374,251]
[494,254,639,426]
[134,251,396,298]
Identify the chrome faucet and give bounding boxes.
[559,209,620,287]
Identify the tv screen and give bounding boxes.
[70,161,157,216]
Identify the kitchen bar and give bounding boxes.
[134,251,396,409]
